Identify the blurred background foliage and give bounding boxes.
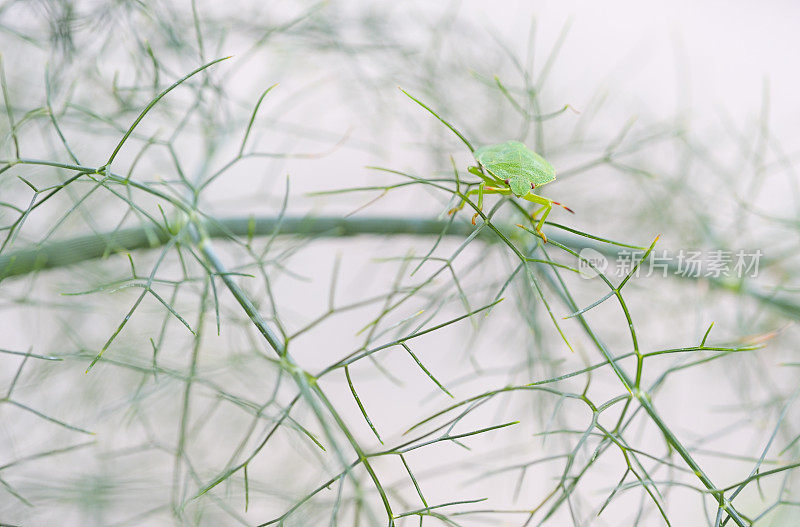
[1,1,799,526]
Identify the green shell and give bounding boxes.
[474,141,556,197]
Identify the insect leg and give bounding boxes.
[522,193,553,243]
[471,182,486,225]
[447,190,471,215]
[448,185,508,224]
[447,184,483,216]
[468,166,501,185]
[530,204,548,220]
[471,185,511,224]
[449,168,503,216]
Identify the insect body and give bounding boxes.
[449,140,572,242]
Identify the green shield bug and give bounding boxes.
[449,140,573,242]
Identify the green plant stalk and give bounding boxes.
[1,215,795,319]
[190,222,396,524]
[537,243,747,525]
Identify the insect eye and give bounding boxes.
[504,179,510,185]
[531,183,536,189]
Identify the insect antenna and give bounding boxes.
[552,201,574,214]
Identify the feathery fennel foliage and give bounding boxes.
[0,2,799,526]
